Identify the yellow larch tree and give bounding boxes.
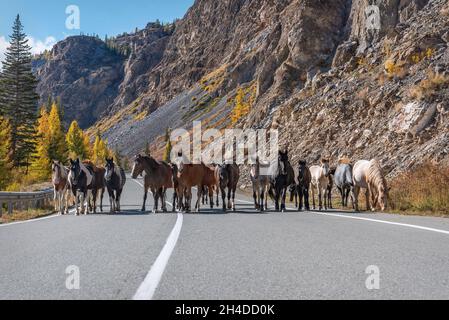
[0,117,13,189]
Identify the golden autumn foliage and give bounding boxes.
[66,120,90,160]
[231,82,257,124]
[0,117,13,189]
[92,131,112,166]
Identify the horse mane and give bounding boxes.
[367,159,387,192]
[142,155,162,170]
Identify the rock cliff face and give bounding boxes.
[34,0,449,175]
[33,23,173,128]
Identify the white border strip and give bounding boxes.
[133,213,183,300]
[236,198,449,236]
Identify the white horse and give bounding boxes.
[52,161,69,215]
[353,159,388,212]
[310,158,331,211]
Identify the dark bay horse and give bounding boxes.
[271,151,295,212]
[131,154,174,213]
[297,160,312,211]
[105,158,126,213]
[68,159,96,215]
[215,164,240,212]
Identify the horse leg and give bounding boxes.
[117,189,123,212]
[280,187,286,212]
[209,187,214,209]
[195,187,202,213]
[161,188,168,213]
[305,187,310,211]
[100,188,105,212]
[260,188,265,212]
[353,186,360,212]
[328,187,333,209]
[227,187,232,210]
[253,186,259,210]
[221,187,227,212]
[312,186,316,210]
[153,189,159,214]
[108,187,115,213]
[365,184,374,211]
[261,186,270,211]
[92,189,97,214]
[216,186,220,207]
[318,186,323,211]
[54,189,58,212]
[232,187,236,212]
[142,189,148,212]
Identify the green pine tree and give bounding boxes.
[163,128,172,162]
[0,15,39,171]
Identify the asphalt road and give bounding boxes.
[1,175,449,300]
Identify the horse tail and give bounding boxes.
[268,187,275,200]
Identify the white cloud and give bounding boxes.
[0,35,56,68]
[0,36,8,66]
[26,36,57,55]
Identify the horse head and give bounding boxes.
[376,179,389,212]
[278,150,289,175]
[131,154,144,179]
[320,158,330,177]
[69,158,81,185]
[52,160,61,184]
[218,164,230,189]
[105,157,115,182]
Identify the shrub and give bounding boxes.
[389,162,449,215]
[409,70,449,100]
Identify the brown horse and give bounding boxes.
[131,154,174,213]
[200,164,219,210]
[175,162,206,213]
[215,164,240,212]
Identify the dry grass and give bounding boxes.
[409,70,449,100]
[389,162,449,216]
[0,206,54,224]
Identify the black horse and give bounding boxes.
[68,159,96,216]
[105,158,126,213]
[297,160,311,211]
[271,150,295,212]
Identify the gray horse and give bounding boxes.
[334,163,354,208]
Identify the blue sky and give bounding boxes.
[0,0,193,61]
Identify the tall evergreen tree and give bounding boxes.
[0,15,39,170]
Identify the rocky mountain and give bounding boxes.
[32,22,174,128]
[34,0,449,176]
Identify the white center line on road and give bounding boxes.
[235,196,449,236]
[131,178,183,300]
[133,212,183,300]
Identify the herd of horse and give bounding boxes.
[50,150,389,216]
